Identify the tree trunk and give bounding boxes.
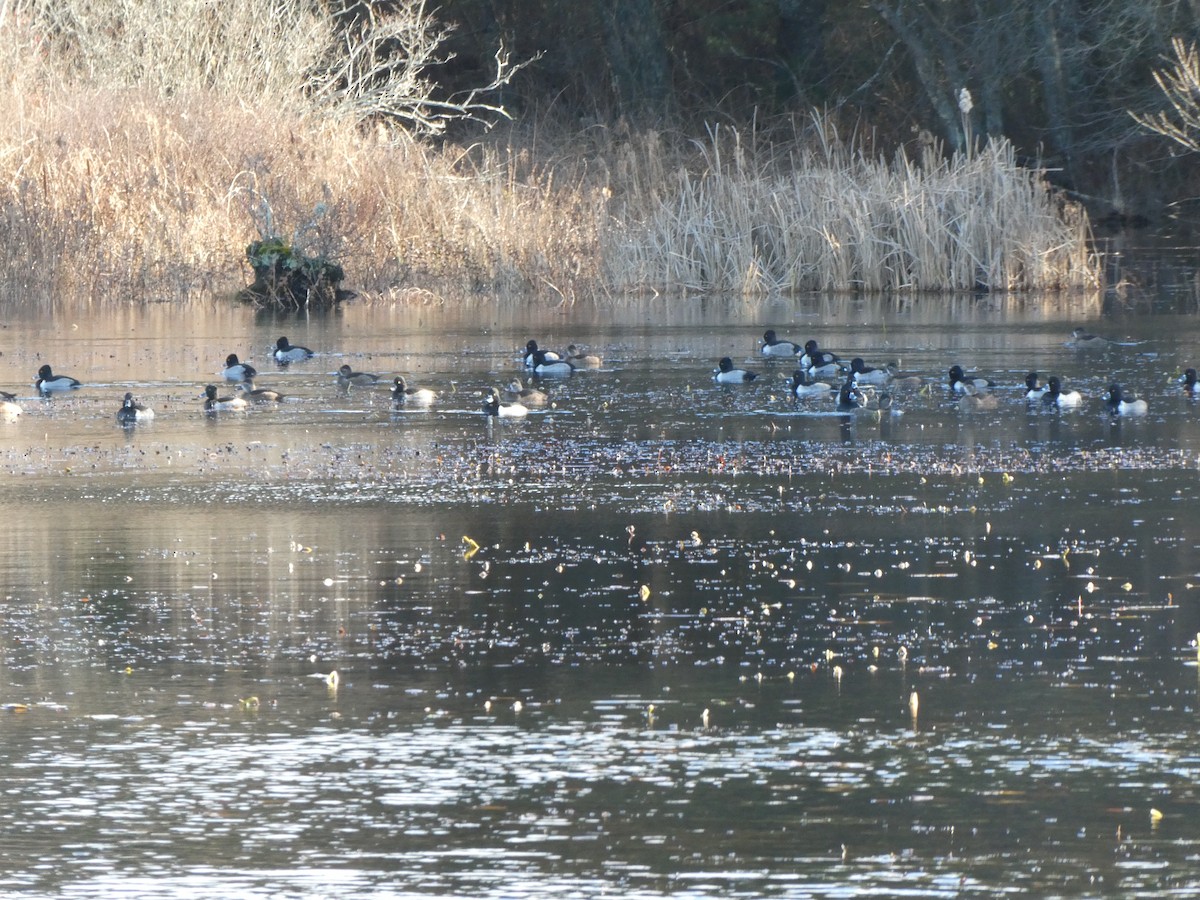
[873,1,967,151]
[600,0,671,119]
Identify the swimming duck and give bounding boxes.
[1065,327,1113,349]
[274,336,314,363]
[235,381,284,403]
[531,350,575,376]
[850,357,893,386]
[522,340,561,368]
[1179,368,1200,395]
[1024,372,1047,401]
[504,377,548,406]
[222,354,257,381]
[566,344,603,368]
[957,384,999,411]
[35,364,81,393]
[1041,376,1082,408]
[336,364,380,387]
[790,370,833,398]
[760,330,802,357]
[482,387,528,418]
[116,392,154,424]
[391,376,436,406]
[799,339,841,371]
[0,390,22,418]
[202,384,248,412]
[836,377,865,412]
[1106,383,1147,416]
[948,365,995,394]
[713,357,758,383]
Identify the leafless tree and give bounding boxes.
[305,0,537,136]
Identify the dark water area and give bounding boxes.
[2,261,1200,896]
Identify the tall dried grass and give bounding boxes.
[603,124,1100,295]
[0,2,1098,308]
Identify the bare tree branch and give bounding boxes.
[1132,36,1200,153]
[305,0,538,137]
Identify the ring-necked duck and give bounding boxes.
[850,357,893,385]
[274,336,314,363]
[1179,368,1200,395]
[531,351,575,376]
[392,376,436,406]
[1041,376,1082,408]
[336,364,380,387]
[482,387,528,417]
[713,357,757,383]
[523,340,561,368]
[760,330,801,357]
[116,392,154,424]
[1024,372,1047,401]
[1065,327,1113,349]
[836,377,865,411]
[958,384,999,411]
[35,365,81,393]
[235,381,284,402]
[947,365,994,393]
[0,390,21,418]
[504,377,548,406]
[202,384,248,412]
[222,354,257,381]
[566,344,603,368]
[1106,384,1147,416]
[800,339,843,372]
[790,370,833,398]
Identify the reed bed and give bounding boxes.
[0,4,1098,307]
[603,126,1100,295]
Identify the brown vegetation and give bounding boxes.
[0,1,1099,308]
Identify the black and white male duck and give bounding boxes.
[713,357,757,383]
[836,377,865,412]
[482,387,528,417]
[948,365,994,394]
[1179,368,1200,395]
[522,340,561,368]
[1041,376,1083,409]
[35,364,81,393]
[850,357,893,386]
[760,329,802,357]
[790,370,833,398]
[274,336,314,363]
[116,392,154,425]
[202,384,248,412]
[1106,384,1147,416]
[222,354,257,381]
[392,376,436,406]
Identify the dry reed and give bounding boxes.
[0,4,1099,308]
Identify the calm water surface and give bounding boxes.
[1,293,1200,897]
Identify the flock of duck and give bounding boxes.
[0,325,1187,426]
[732,327,1174,417]
[0,335,439,424]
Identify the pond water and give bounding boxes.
[2,282,1200,897]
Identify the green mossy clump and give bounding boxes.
[238,237,353,309]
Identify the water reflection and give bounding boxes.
[0,297,1199,896]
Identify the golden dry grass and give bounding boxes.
[0,5,1099,308]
